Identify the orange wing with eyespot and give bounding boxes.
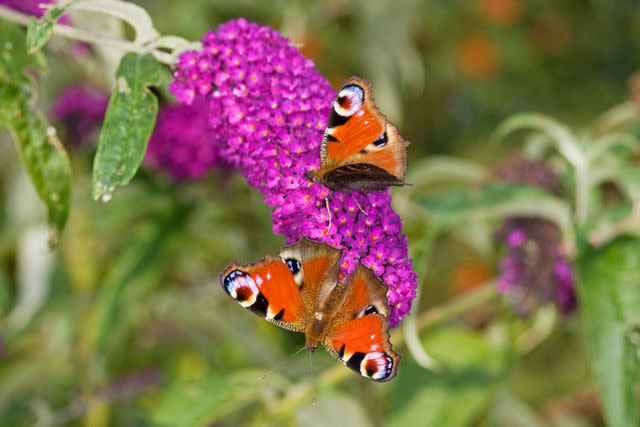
[221,256,305,331]
[323,265,400,381]
[319,77,408,181]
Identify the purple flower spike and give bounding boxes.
[146,100,227,181]
[0,0,70,23]
[495,155,577,316]
[51,86,108,146]
[169,18,417,326]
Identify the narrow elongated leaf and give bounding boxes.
[91,53,162,201]
[25,5,67,53]
[69,0,159,45]
[494,113,585,168]
[90,203,190,354]
[417,182,574,247]
[151,371,270,427]
[577,237,640,427]
[0,85,71,241]
[0,24,70,240]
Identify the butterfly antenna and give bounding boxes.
[308,346,317,406]
[259,345,307,381]
[281,179,309,200]
[267,138,297,161]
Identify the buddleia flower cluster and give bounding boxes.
[495,154,576,316]
[166,19,417,326]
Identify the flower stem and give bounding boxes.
[0,5,174,64]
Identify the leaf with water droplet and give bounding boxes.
[91,53,163,201]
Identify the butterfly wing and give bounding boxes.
[320,163,406,192]
[221,255,306,331]
[317,77,408,190]
[323,265,400,381]
[278,237,342,311]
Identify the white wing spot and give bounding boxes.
[255,275,263,286]
[356,109,365,117]
[364,120,369,125]
[266,272,271,280]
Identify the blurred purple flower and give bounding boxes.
[51,86,108,146]
[0,0,70,23]
[169,18,417,326]
[495,155,577,315]
[146,100,227,181]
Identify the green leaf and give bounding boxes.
[25,5,67,53]
[296,392,372,427]
[150,371,268,427]
[90,203,190,354]
[577,237,640,427]
[417,182,574,247]
[69,0,159,45]
[91,52,162,201]
[0,21,45,81]
[386,328,505,427]
[406,156,487,193]
[0,22,67,240]
[494,113,585,168]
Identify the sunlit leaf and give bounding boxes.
[150,371,272,427]
[577,237,640,427]
[69,0,159,45]
[91,52,162,202]
[494,113,585,168]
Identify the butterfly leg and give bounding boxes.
[324,197,333,232]
[352,196,368,216]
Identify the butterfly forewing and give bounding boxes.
[221,256,305,331]
[314,77,408,191]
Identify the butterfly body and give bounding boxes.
[221,238,400,381]
[306,77,409,192]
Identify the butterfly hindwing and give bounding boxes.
[221,256,305,331]
[325,314,399,382]
[324,265,400,381]
[314,77,408,191]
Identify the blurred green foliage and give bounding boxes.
[1,1,640,426]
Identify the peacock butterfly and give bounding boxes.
[220,237,400,381]
[306,77,409,192]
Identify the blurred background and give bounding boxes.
[1,1,640,426]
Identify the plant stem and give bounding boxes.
[0,5,174,64]
[575,163,589,225]
[270,283,499,417]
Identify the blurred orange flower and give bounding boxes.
[452,258,493,294]
[455,33,501,80]
[476,0,525,24]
